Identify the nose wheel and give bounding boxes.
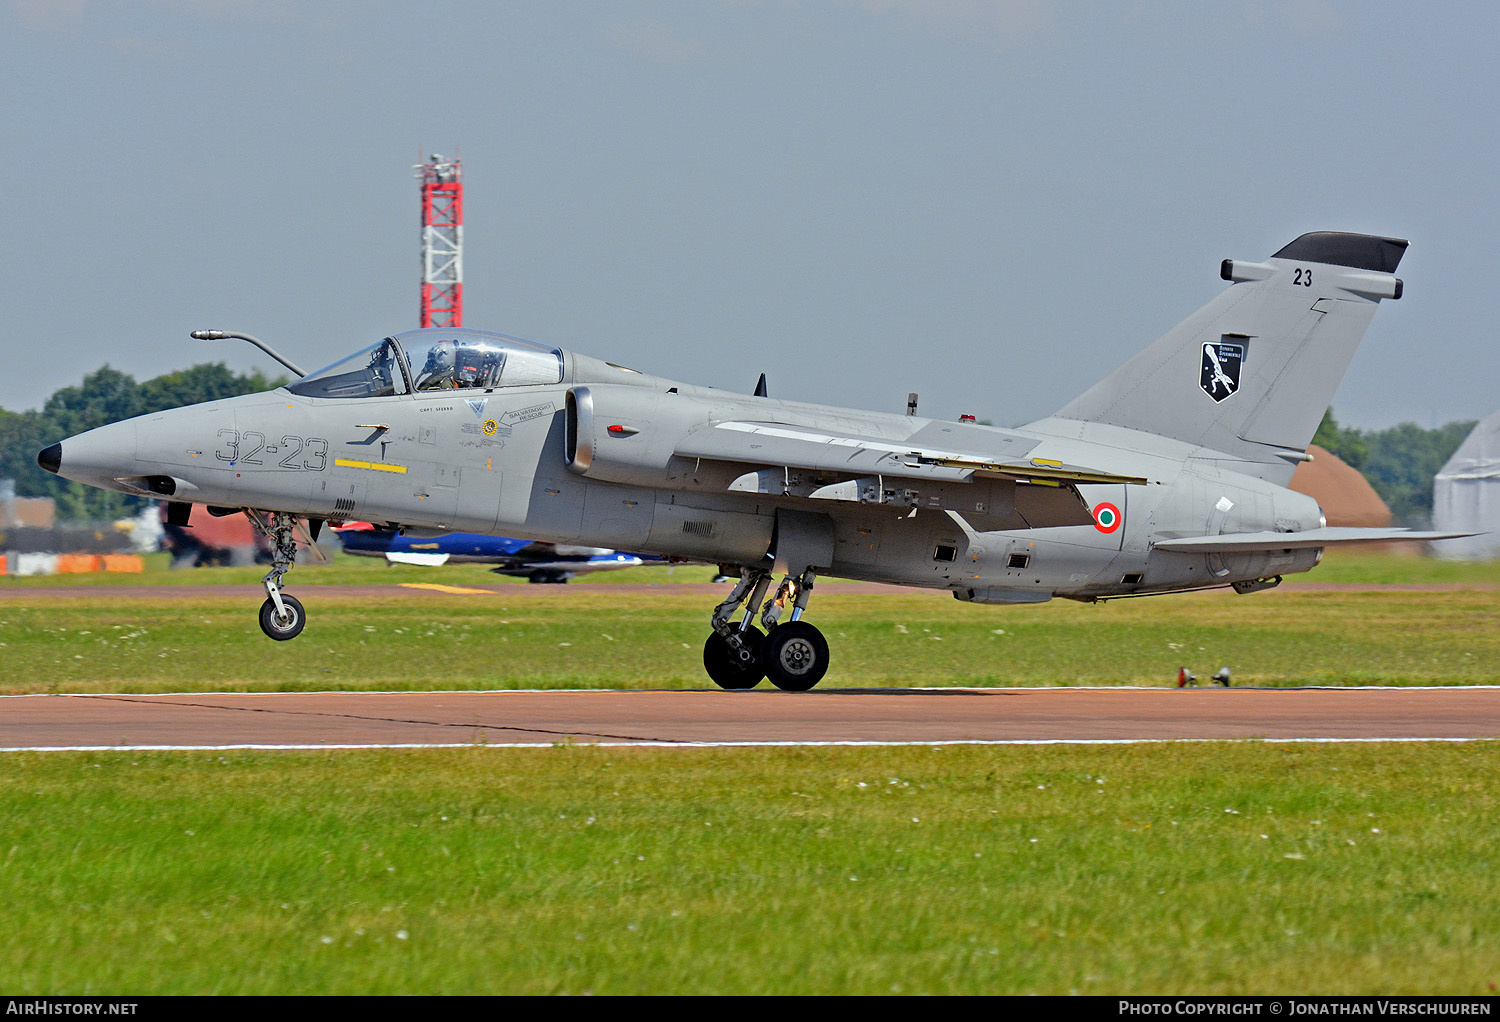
[259,593,306,640]
[704,568,829,690]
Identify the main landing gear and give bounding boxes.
[250,511,307,640]
[703,568,829,691]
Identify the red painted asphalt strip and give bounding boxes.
[2,687,1498,748]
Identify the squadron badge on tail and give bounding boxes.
[1200,339,1245,401]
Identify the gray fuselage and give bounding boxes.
[53,344,1322,605]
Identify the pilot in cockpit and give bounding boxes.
[416,340,458,390]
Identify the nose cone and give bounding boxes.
[37,443,61,475]
[38,419,140,491]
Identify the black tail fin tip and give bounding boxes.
[1272,232,1408,273]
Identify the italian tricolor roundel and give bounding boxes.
[1093,502,1122,534]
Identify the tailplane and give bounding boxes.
[1053,232,1406,476]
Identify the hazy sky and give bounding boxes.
[3,0,1496,431]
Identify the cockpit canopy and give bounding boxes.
[287,329,564,400]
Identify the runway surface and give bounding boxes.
[4,686,1498,750]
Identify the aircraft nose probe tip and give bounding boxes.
[37,443,61,475]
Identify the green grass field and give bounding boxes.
[2,552,1498,693]
[2,742,1497,995]
[2,551,1498,994]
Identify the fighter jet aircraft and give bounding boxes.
[331,521,651,582]
[38,231,1470,690]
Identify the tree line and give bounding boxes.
[1312,410,1474,527]
[0,364,285,522]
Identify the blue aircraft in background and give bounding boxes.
[332,522,655,583]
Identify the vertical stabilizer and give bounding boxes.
[1052,232,1406,474]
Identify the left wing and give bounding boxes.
[671,419,1146,531]
[675,420,1147,488]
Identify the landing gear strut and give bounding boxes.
[250,511,306,640]
[703,573,768,689]
[703,567,828,691]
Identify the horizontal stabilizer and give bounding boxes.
[1153,528,1478,553]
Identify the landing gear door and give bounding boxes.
[772,509,836,577]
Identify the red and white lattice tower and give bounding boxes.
[416,152,463,328]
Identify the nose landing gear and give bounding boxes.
[250,511,307,641]
[703,568,829,691]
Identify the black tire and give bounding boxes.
[703,626,765,690]
[258,594,306,641]
[762,622,829,691]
